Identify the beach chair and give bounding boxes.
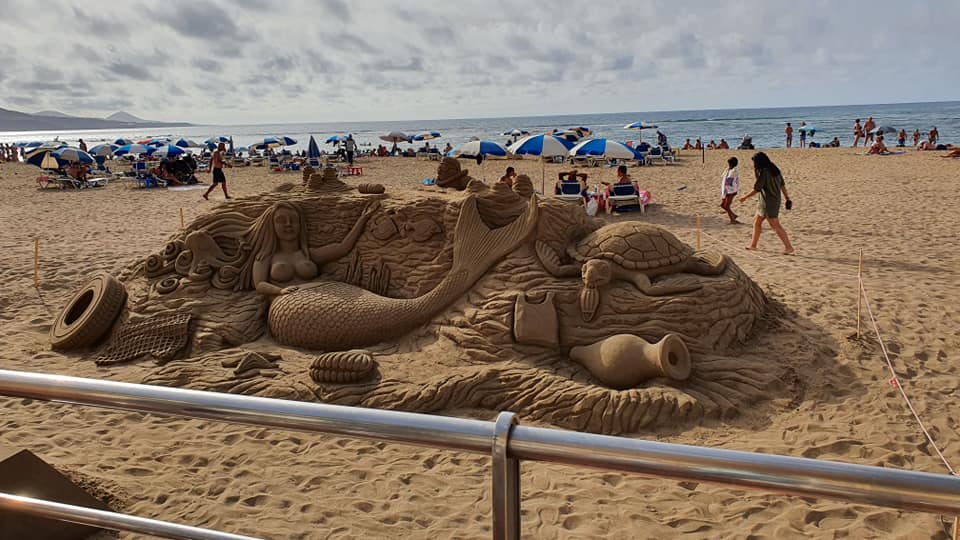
[645,146,663,165]
[660,146,676,164]
[606,183,646,215]
[268,157,283,173]
[555,180,585,202]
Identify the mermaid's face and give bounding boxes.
[273,207,300,242]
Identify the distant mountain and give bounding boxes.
[105,111,148,123]
[0,106,192,132]
[34,110,74,118]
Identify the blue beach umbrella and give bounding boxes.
[307,135,321,158]
[205,136,230,144]
[325,135,348,144]
[114,138,134,145]
[276,136,297,146]
[148,144,186,157]
[380,131,410,144]
[413,131,442,141]
[114,143,151,156]
[509,134,575,193]
[449,140,509,181]
[174,138,201,148]
[89,143,119,156]
[24,141,44,148]
[624,121,658,142]
[25,150,63,168]
[52,146,95,164]
[569,138,641,159]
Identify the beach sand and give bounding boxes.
[1,148,958,539]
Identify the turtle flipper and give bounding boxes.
[535,240,582,277]
[688,250,727,275]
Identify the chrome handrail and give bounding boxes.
[0,493,260,540]
[1,368,959,540]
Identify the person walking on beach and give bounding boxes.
[785,123,793,148]
[852,119,863,147]
[720,156,740,224]
[345,134,357,165]
[78,138,87,152]
[739,152,794,255]
[897,129,907,147]
[203,142,231,200]
[929,126,939,145]
[798,122,807,148]
[912,129,921,147]
[863,116,876,146]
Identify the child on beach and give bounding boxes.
[720,157,740,224]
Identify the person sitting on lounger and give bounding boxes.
[707,140,717,150]
[694,138,702,150]
[556,169,588,197]
[828,137,841,148]
[682,138,694,150]
[718,138,729,149]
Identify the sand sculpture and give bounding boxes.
[435,157,470,190]
[570,334,691,390]
[49,158,774,434]
[535,222,727,322]
[357,183,385,194]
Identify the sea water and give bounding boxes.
[2,101,957,153]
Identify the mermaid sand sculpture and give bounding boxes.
[268,195,539,350]
[535,221,727,321]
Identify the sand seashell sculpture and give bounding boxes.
[309,350,377,384]
[569,334,691,390]
[435,157,470,190]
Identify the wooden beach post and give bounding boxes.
[856,248,863,338]
[695,215,702,250]
[33,238,39,289]
[180,207,185,229]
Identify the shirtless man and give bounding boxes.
[785,123,793,148]
[852,119,862,147]
[203,142,231,200]
[863,117,876,146]
[912,129,921,147]
[929,127,939,145]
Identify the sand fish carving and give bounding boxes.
[269,195,539,350]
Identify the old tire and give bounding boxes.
[50,273,127,350]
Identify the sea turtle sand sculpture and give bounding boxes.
[536,221,728,322]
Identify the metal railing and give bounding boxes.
[1,368,959,540]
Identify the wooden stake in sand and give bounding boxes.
[180,207,185,229]
[695,215,702,250]
[857,248,863,338]
[33,238,39,289]
[952,516,958,540]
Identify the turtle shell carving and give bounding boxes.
[568,222,694,271]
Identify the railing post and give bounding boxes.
[492,412,520,540]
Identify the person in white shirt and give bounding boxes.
[720,156,740,224]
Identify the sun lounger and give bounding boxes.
[555,180,586,202]
[606,183,647,215]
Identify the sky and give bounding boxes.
[0,0,958,124]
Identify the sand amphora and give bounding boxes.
[569,334,691,390]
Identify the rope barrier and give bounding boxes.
[699,225,958,479]
[859,281,958,477]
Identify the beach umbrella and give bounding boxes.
[325,135,348,144]
[870,125,897,135]
[205,136,230,144]
[174,138,201,148]
[413,131,442,141]
[449,140,509,181]
[509,134,575,193]
[148,144,186,157]
[570,138,641,160]
[307,135,321,159]
[24,141,44,148]
[26,149,63,169]
[624,121,658,142]
[52,146,94,164]
[380,131,410,143]
[89,143,119,156]
[275,136,297,146]
[114,143,151,156]
[502,129,529,137]
[114,138,134,145]
[253,136,295,149]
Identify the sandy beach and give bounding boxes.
[1,148,958,539]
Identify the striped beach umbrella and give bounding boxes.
[52,146,95,164]
[205,136,231,144]
[413,131,442,141]
[174,138,201,148]
[114,143,151,156]
[569,138,641,159]
[450,140,509,159]
[509,134,575,193]
[114,138,134,145]
[148,144,187,157]
[89,143,119,156]
[325,135,348,144]
[380,131,410,143]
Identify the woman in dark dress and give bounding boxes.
[739,152,795,255]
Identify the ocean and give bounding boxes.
[2,101,957,154]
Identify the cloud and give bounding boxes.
[105,61,155,81]
[191,57,223,73]
[326,32,377,55]
[319,0,351,22]
[369,57,425,72]
[150,0,245,41]
[70,7,130,37]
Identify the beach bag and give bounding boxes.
[585,197,599,216]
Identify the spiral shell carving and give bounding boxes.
[162,239,184,261]
[357,183,385,194]
[309,350,376,384]
[211,265,240,290]
[154,276,180,295]
[174,249,194,275]
[144,254,173,278]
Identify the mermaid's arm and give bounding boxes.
[253,258,285,296]
[309,201,379,264]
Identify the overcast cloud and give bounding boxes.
[0,0,957,124]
